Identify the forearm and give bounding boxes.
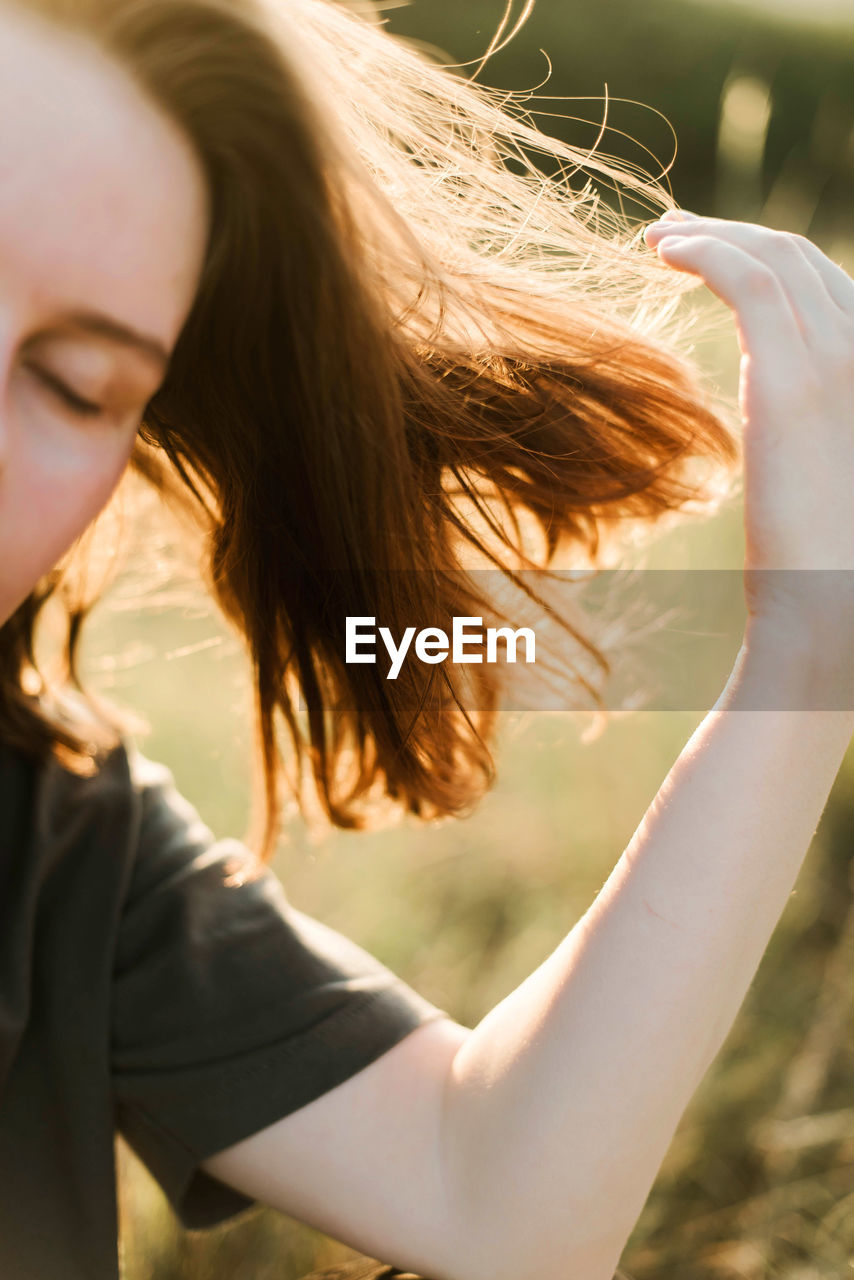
[441,624,854,1280]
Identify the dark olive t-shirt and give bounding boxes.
[0,734,450,1280]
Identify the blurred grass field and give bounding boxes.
[69,1,854,1275]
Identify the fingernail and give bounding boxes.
[660,209,699,221]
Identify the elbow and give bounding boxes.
[439,1140,627,1280]
[435,1034,629,1280]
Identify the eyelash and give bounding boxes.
[29,364,105,419]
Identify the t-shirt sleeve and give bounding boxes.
[111,745,451,1231]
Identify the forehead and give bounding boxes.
[0,2,208,350]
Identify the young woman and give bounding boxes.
[3,0,854,1277]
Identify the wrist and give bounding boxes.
[737,613,854,713]
[744,569,854,655]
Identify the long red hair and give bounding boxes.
[0,0,741,861]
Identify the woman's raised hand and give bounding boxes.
[645,211,854,641]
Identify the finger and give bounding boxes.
[786,235,854,318]
[649,215,854,318]
[647,218,835,337]
[654,213,854,316]
[657,209,700,223]
[654,233,805,360]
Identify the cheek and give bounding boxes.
[0,427,137,623]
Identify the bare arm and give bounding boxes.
[204,218,854,1280]
[201,627,854,1280]
[439,624,854,1280]
[439,214,854,1279]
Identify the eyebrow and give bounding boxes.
[59,310,171,372]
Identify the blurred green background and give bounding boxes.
[77,0,854,1276]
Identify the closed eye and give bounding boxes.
[27,363,105,418]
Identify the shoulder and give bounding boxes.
[0,723,133,857]
[0,711,223,894]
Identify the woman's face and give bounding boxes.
[0,1,209,626]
